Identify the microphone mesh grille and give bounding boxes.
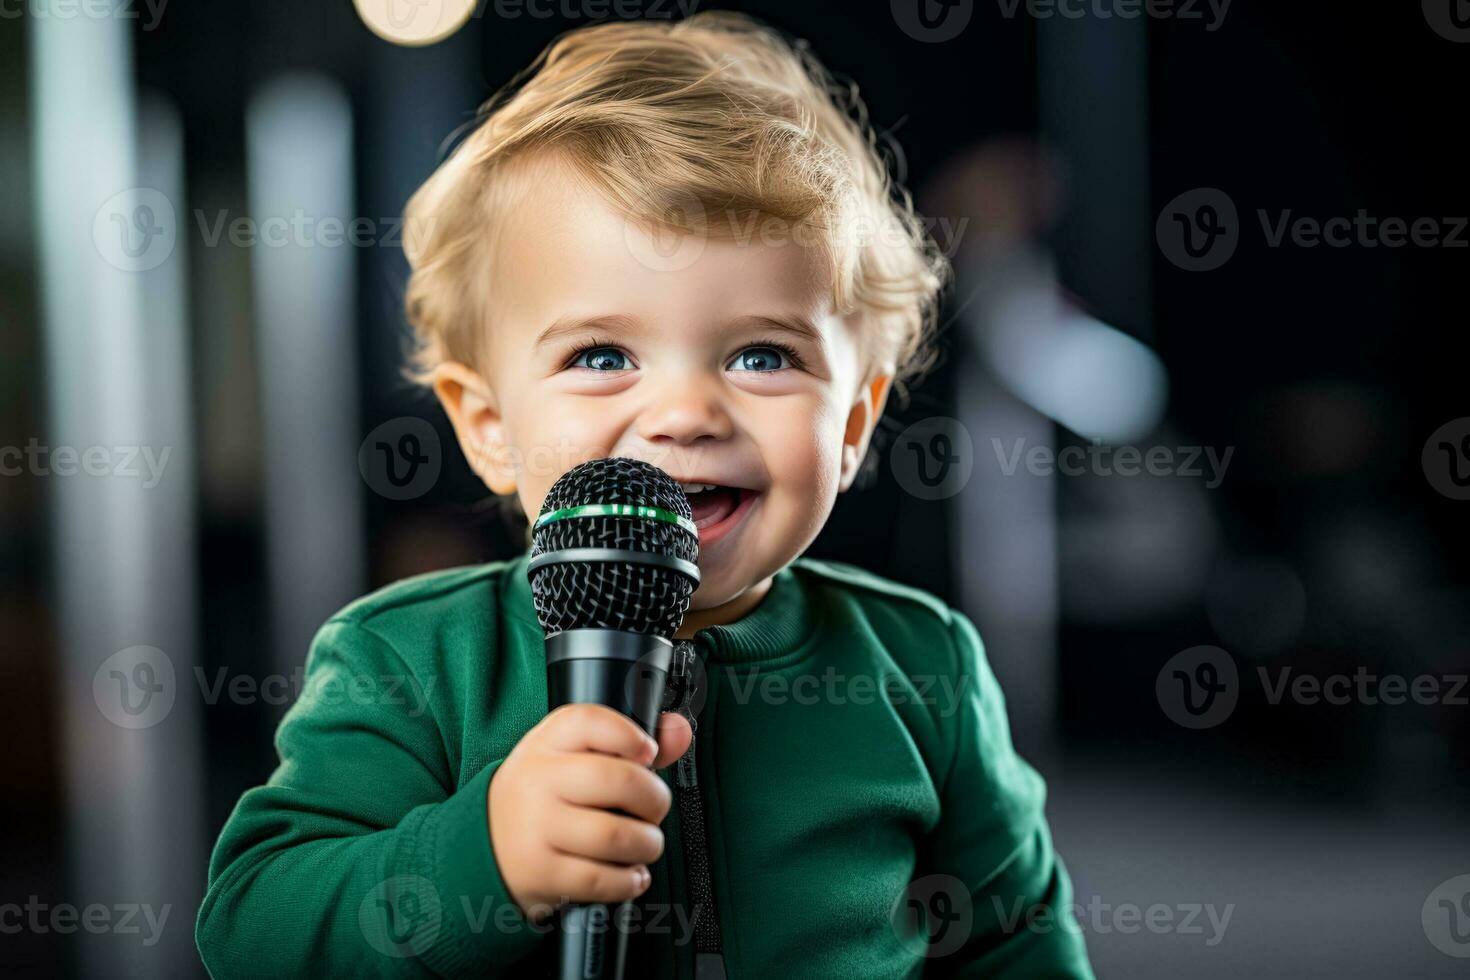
[528,457,699,637]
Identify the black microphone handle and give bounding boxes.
[544,629,675,980]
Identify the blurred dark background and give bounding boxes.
[3,1,1468,976]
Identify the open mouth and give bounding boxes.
[678,483,760,545]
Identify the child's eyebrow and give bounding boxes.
[730,314,824,346]
[531,311,824,352]
[533,313,643,352]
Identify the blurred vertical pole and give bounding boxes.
[1037,12,1152,337]
[31,7,203,977]
[954,253,1061,758]
[246,75,366,680]
[955,13,1152,757]
[1035,8,1154,744]
[361,28,478,396]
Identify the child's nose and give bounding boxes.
[632,376,736,446]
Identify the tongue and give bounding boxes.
[690,487,739,529]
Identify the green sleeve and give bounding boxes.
[919,609,1095,978]
[195,618,548,977]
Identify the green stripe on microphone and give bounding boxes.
[533,502,698,537]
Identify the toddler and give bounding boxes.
[196,12,1094,978]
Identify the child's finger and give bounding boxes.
[548,853,652,906]
[551,754,672,824]
[540,703,658,763]
[651,711,692,769]
[545,805,665,866]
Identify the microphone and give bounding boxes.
[527,456,702,980]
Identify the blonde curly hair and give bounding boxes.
[401,10,949,406]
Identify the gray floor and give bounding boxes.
[1046,762,1470,979]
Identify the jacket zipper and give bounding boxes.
[666,639,727,980]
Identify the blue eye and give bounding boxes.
[571,347,628,371]
[729,346,791,372]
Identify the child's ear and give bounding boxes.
[430,361,517,495]
[838,372,893,493]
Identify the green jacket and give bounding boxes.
[196,550,1093,978]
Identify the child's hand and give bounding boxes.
[487,703,693,922]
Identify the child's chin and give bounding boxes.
[685,582,729,612]
[685,568,746,609]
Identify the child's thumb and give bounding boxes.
[650,711,693,770]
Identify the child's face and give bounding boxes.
[435,155,891,627]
